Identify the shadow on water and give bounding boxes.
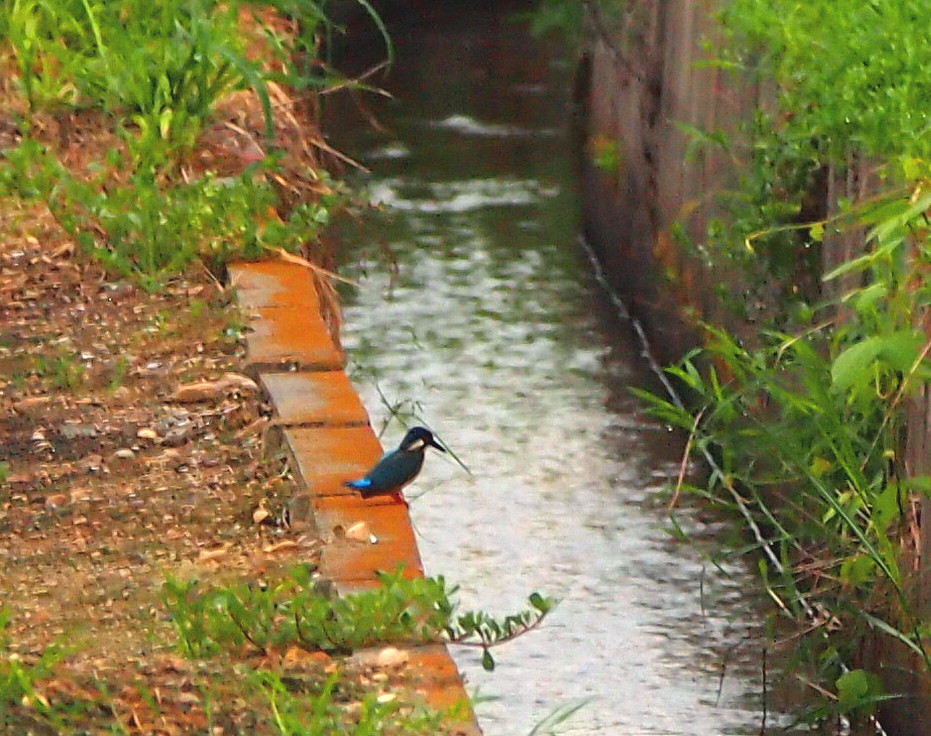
[326,2,815,734]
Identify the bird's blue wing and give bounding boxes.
[344,448,425,496]
[344,448,400,492]
[364,449,423,494]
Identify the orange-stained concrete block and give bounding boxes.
[229,261,343,370]
[318,538,424,582]
[229,260,319,309]
[282,426,383,496]
[406,646,480,720]
[241,305,343,371]
[350,645,480,734]
[314,495,424,581]
[261,371,370,426]
[313,494,417,537]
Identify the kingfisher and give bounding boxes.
[344,426,446,505]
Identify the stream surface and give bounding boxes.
[329,4,809,734]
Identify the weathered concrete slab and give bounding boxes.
[229,260,319,310]
[261,371,369,426]
[317,534,423,582]
[228,262,343,371]
[281,425,384,496]
[312,491,414,534]
[241,304,343,371]
[351,645,482,735]
[405,646,480,719]
[313,494,423,582]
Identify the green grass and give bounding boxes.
[0,609,70,730]
[0,0,374,287]
[1,0,262,156]
[0,137,347,290]
[31,350,86,392]
[253,671,450,736]
[163,566,553,670]
[0,568,552,734]
[587,0,931,722]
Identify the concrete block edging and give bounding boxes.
[229,260,481,734]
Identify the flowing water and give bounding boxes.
[329,4,809,734]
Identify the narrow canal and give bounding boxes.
[329,3,807,734]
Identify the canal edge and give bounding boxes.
[228,259,482,735]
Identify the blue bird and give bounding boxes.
[345,426,446,505]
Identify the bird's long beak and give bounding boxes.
[429,437,447,453]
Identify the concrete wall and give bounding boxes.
[577,0,760,364]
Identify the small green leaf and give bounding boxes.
[871,483,902,532]
[905,476,931,495]
[839,555,876,588]
[831,337,883,394]
[846,282,887,314]
[835,668,887,715]
[836,669,871,709]
[877,330,924,372]
[868,190,931,246]
[901,157,922,181]
[823,251,874,282]
[481,648,495,671]
[528,592,551,613]
[830,330,924,394]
